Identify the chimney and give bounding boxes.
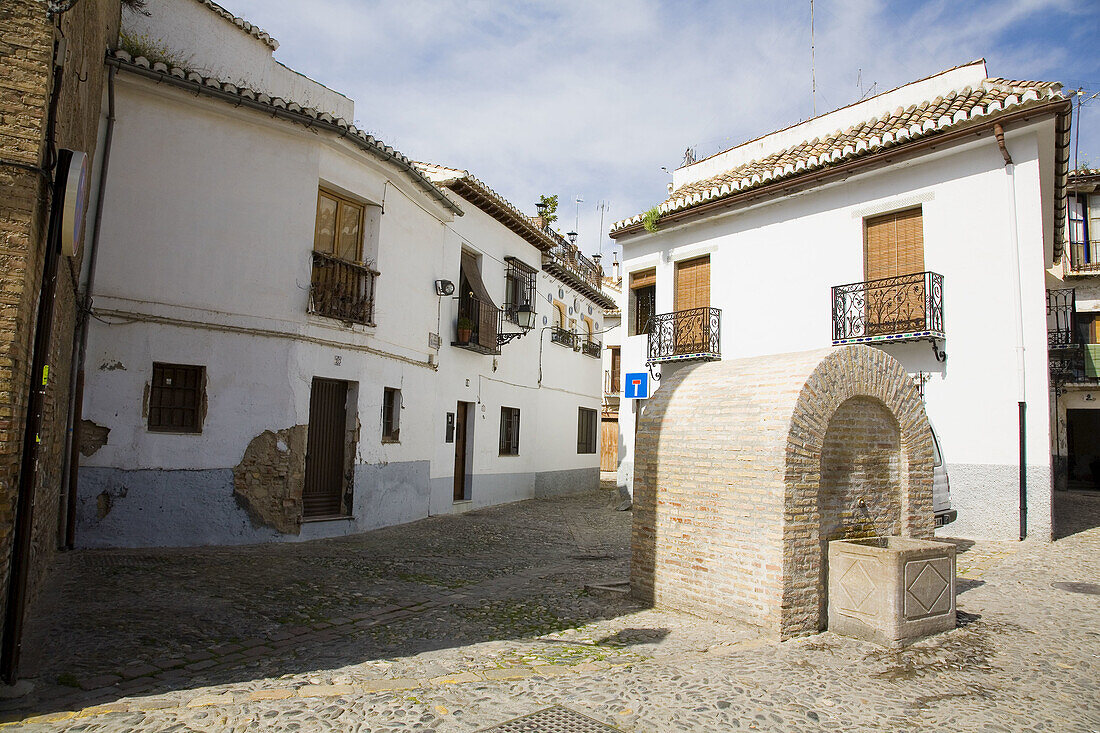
[612,253,620,284]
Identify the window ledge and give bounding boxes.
[381,438,400,444]
[301,514,355,524]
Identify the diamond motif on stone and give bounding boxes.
[906,562,948,614]
[838,560,876,613]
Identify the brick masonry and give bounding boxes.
[631,345,933,640]
[0,0,120,656]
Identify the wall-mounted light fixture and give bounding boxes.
[497,303,537,346]
[567,231,578,246]
[435,279,455,296]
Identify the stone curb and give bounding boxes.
[1,660,639,725]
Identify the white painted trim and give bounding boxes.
[850,191,935,219]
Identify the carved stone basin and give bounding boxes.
[828,536,956,646]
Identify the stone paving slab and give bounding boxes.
[2,487,1099,731]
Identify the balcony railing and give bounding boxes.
[1050,346,1100,384]
[309,251,378,326]
[581,338,601,358]
[550,326,575,348]
[453,295,501,355]
[647,307,721,364]
[537,225,604,294]
[1048,288,1077,349]
[1068,239,1100,273]
[832,271,944,345]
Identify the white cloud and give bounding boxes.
[219,0,1098,255]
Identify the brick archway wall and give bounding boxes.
[781,347,933,638]
[631,345,932,639]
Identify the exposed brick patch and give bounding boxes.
[632,345,933,640]
[232,425,307,534]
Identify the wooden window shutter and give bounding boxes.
[675,255,710,311]
[630,268,656,289]
[864,207,924,280]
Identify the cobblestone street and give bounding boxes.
[1,486,1098,732]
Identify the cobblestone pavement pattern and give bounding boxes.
[2,485,1098,732]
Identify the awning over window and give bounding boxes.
[460,251,497,307]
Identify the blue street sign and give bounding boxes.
[623,372,649,399]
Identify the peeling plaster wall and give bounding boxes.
[232,425,307,534]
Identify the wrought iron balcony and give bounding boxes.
[550,326,575,348]
[646,307,721,364]
[309,251,378,326]
[832,271,944,345]
[581,338,601,358]
[453,295,501,355]
[538,225,605,291]
[1048,288,1077,349]
[1068,239,1100,274]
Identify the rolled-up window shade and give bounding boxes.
[460,251,496,306]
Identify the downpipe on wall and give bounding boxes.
[995,123,1028,540]
[59,65,116,550]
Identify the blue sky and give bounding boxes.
[219,0,1100,259]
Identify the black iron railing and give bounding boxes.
[832,271,944,344]
[550,326,575,348]
[538,225,604,293]
[647,307,721,363]
[455,295,501,355]
[1050,347,1100,384]
[1069,239,1100,273]
[1048,288,1077,349]
[309,251,378,325]
[581,338,601,358]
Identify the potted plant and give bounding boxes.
[457,315,474,343]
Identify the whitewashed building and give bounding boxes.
[1048,168,1100,491]
[74,0,611,548]
[599,261,623,474]
[610,61,1072,542]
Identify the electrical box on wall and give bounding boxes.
[445,412,455,443]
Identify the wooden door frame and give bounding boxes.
[453,401,471,501]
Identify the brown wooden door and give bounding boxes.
[674,255,710,353]
[454,402,469,501]
[864,208,925,335]
[303,378,349,518]
[600,416,619,471]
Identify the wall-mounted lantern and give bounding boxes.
[498,303,537,346]
[435,279,455,296]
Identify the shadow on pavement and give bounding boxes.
[1053,489,1100,540]
[6,489,646,719]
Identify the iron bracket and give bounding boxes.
[929,338,947,363]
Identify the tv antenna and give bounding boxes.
[574,195,584,238]
[810,0,817,116]
[596,200,610,256]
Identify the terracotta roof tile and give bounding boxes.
[194,0,278,50]
[612,74,1066,234]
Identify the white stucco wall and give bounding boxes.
[123,0,353,119]
[79,69,604,547]
[617,119,1057,541]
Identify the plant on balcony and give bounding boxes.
[642,206,661,233]
[457,315,474,343]
[538,194,559,224]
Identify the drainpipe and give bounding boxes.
[995,123,1028,540]
[1,37,68,684]
[60,65,116,549]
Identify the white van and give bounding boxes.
[930,423,956,527]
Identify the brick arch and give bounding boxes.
[781,346,933,638]
[631,344,933,640]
